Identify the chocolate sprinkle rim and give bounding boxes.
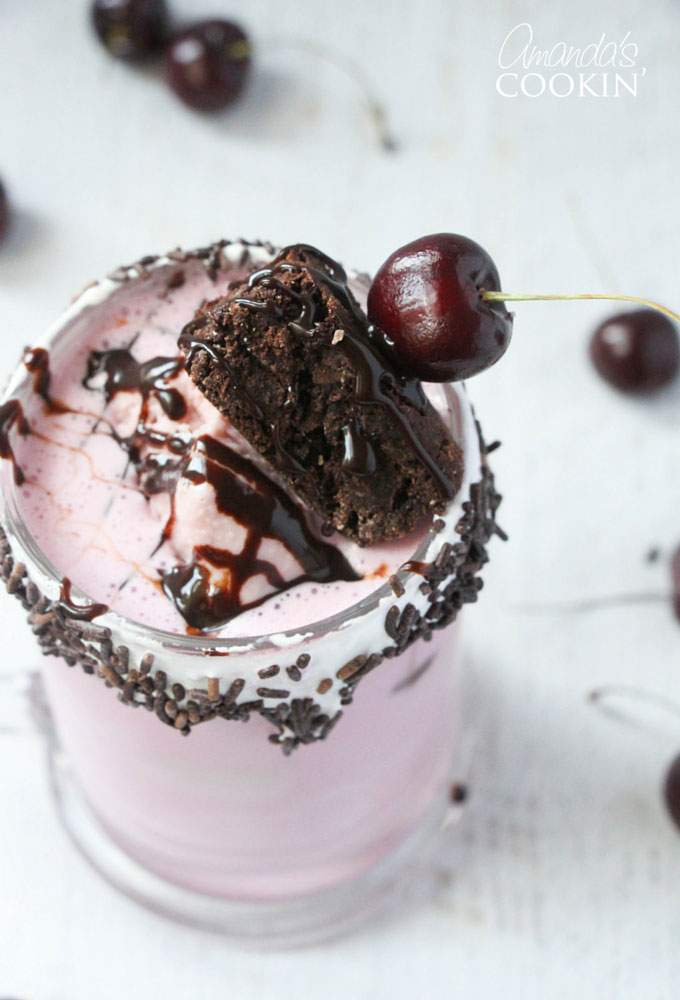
[0,451,500,752]
[0,240,503,752]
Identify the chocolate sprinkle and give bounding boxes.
[256,687,290,699]
[336,655,367,681]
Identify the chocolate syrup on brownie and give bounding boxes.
[401,560,430,576]
[0,399,30,485]
[236,246,455,498]
[175,332,266,422]
[180,245,456,499]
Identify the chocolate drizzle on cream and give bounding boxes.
[162,435,359,631]
[23,348,69,415]
[175,333,265,422]
[0,351,70,489]
[71,343,359,632]
[180,245,455,498]
[83,349,187,421]
[0,399,30,485]
[59,577,108,621]
[401,560,430,576]
[1,317,361,634]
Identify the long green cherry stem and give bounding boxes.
[589,685,680,721]
[481,291,680,326]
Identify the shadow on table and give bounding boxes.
[0,207,52,272]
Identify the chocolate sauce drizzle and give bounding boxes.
[176,332,265,422]
[138,434,193,496]
[401,560,429,576]
[161,435,359,631]
[77,341,358,632]
[0,350,68,488]
[83,349,187,420]
[59,577,109,621]
[182,245,455,498]
[23,348,69,415]
[0,399,30,485]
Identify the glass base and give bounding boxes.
[32,676,462,948]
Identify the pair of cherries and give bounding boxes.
[91,0,394,147]
[92,0,250,111]
[367,233,680,393]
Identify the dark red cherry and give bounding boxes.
[366,233,513,382]
[589,309,680,393]
[164,20,251,112]
[671,546,680,623]
[91,0,168,61]
[663,752,680,831]
[0,179,8,242]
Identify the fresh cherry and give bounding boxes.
[0,179,8,242]
[91,0,168,62]
[671,545,680,623]
[589,309,680,393]
[664,752,680,831]
[366,233,513,382]
[164,20,251,112]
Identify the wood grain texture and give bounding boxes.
[1,0,680,996]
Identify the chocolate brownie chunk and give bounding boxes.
[179,244,463,545]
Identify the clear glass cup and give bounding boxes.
[0,246,494,946]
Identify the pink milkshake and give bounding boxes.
[0,240,500,941]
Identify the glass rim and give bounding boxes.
[0,248,475,656]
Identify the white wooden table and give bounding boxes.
[1,1,680,996]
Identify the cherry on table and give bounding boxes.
[91,0,169,61]
[164,20,251,112]
[671,545,680,623]
[367,233,513,382]
[589,309,680,393]
[0,179,8,242]
[663,752,680,831]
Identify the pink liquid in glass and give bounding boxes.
[0,243,491,933]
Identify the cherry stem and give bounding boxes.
[512,591,668,614]
[589,685,680,721]
[263,36,396,152]
[481,291,680,326]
